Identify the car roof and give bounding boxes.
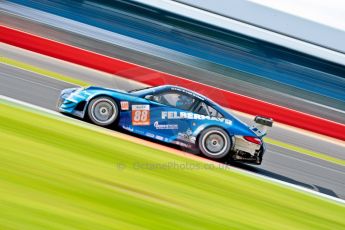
[132,85,215,104]
[155,85,226,108]
[158,85,206,100]
[132,84,231,117]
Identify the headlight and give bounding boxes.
[60,87,80,99]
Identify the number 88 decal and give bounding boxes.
[132,105,150,125]
[133,110,148,122]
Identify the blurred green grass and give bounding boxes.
[1,102,345,230]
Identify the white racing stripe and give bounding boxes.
[269,149,345,176]
[1,95,344,205]
[1,95,63,116]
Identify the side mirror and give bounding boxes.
[144,95,154,101]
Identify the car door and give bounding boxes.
[145,91,198,144]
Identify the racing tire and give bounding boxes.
[198,127,231,159]
[255,145,265,165]
[87,96,118,127]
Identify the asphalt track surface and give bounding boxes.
[1,44,345,200]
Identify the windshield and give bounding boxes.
[128,86,154,93]
[153,92,196,110]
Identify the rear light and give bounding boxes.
[244,136,262,145]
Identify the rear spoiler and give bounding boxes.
[251,116,274,137]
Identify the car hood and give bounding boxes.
[85,86,127,94]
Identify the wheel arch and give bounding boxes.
[83,93,120,119]
[196,125,234,159]
[195,124,234,148]
[84,94,121,126]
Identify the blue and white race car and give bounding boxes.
[58,85,272,164]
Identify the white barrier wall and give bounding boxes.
[174,0,345,53]
[133,0,345,66]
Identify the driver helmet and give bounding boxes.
[176,95,193,108]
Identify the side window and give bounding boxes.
[153,92,195,110]
[207,105,224,118]
[195,102,224,118]
[194,102,209,116]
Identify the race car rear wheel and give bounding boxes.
[87,96,118,126]
[198,127,231,159]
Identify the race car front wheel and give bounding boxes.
[198,127,231,159]
[87,96,118,126]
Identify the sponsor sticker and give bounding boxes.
[177,128,196,144]
[161,111,232,125]
[170,87,205,101]
[172,140,192,148]
[120,101,129,110]
[155,135,164,141]
[154,121,178,130]
[132,104,150,125]
[122,125,134,132]
[145,132,155,138]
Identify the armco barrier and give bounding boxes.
[1,26,345,140]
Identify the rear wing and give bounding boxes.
[251,116,273,137]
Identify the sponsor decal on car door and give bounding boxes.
[132,104,150,125]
